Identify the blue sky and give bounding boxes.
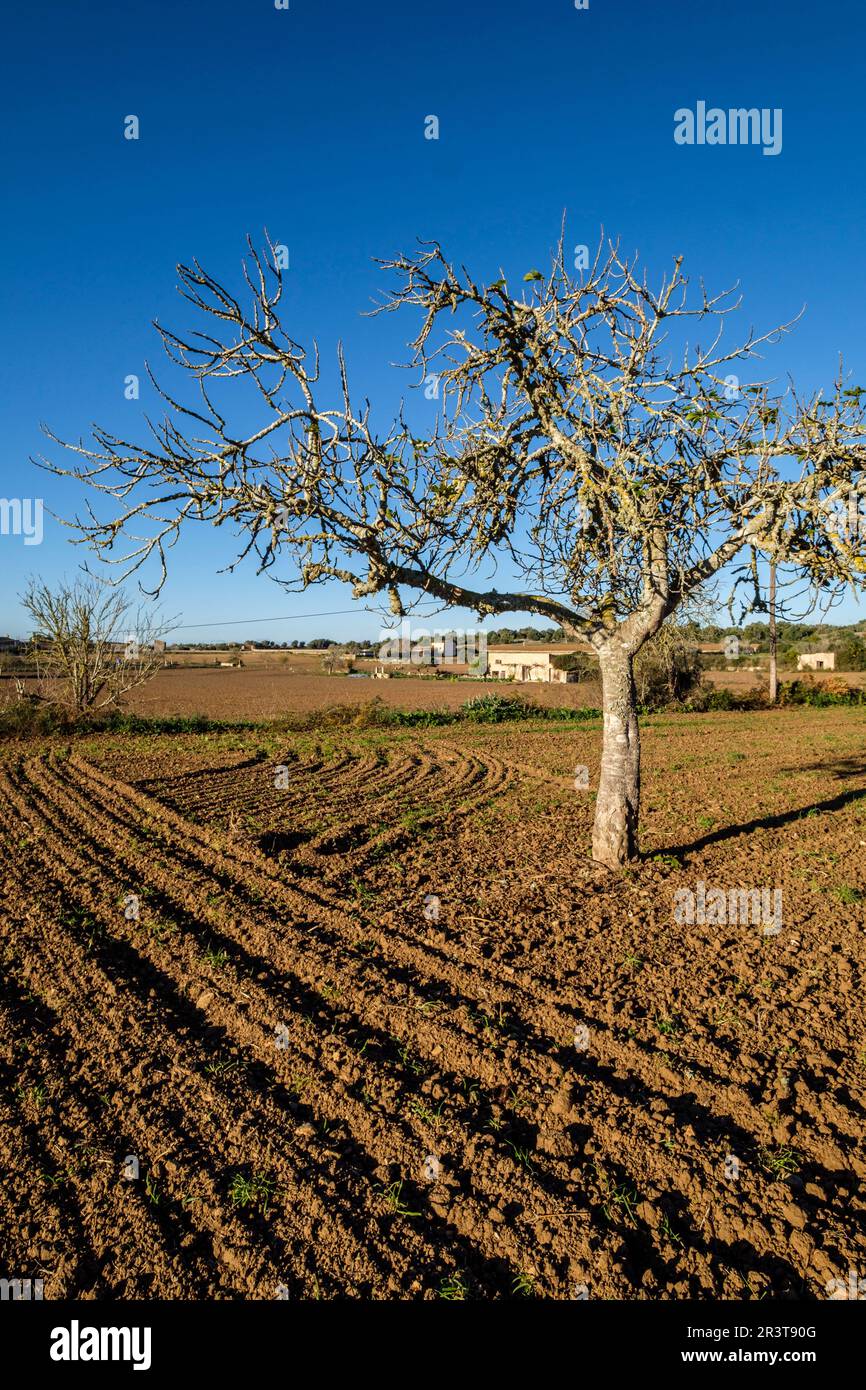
[2,0,865,641]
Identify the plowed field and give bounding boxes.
[1,708,865,1300]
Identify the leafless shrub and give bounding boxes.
[20,577,170,713]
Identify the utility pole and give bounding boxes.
[768,561,778,704]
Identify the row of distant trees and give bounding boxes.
[173,638,341,650]
[485,619,866,645]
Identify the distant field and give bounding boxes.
[122,668,605,718]
[162,648,327,671]
[116,664,866,719]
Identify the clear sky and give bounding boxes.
[2,0,865,642]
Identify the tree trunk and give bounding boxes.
[768,561,778,704]
[592,645,640,866]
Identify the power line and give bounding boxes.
[168,602,485,632]
[168,609,366,632]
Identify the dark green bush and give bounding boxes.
[0,702,248,739]
[778,678,866,707]
[833,636,866,671]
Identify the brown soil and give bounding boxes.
[123,668,605,719]
[1,707,864,1300]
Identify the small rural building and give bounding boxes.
[797,651,836,671]
[487,645,586,683]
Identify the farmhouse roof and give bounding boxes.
[487,642,589,654]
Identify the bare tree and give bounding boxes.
[38,234,866,863]
[633,620,704,710]
[21,578,168,713]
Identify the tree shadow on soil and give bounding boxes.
[660,784,866,862]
